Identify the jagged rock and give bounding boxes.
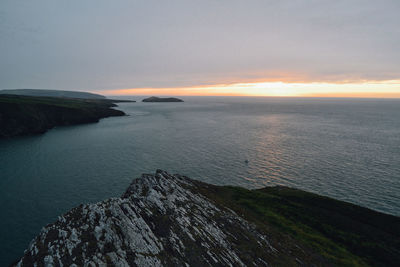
[15,170,282,266]
[13,170,400,266]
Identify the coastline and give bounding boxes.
[0,95,130,138]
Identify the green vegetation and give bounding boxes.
[0,94,126,138]
[193,182,400,266]
[0,94,113,108]
[0,89,106,99]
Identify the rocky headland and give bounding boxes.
[0,89,107,99]
[0,94,129,138]
[142,96,183,102]
[14,170,400,266]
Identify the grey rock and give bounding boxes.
[15,170,278,266]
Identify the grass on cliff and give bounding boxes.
[0,94,116,109]
[193,182,400,267]
[0,94,126,138]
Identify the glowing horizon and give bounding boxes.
[99,80,400,98]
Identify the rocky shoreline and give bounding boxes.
[13,170,400,266]
[14,171,279,266]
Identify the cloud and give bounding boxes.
[0,0,399,91]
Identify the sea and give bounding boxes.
[1,96,399,265]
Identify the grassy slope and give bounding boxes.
[0,89,106,99]
[192,181,400,266]
[0,95,125,138]
[0,94,114,107]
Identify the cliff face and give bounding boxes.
[14,170,400,266]
[0,95,125,138]
[14,170,318,266]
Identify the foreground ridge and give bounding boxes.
[16,170,279,266]
[14,170,400,266]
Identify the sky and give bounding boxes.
[1,0,400,97]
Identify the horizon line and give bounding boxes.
[97,80,400,99]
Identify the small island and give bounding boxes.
[142,96,183,102]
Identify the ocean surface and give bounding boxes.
[1,96,400,265]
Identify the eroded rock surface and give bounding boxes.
[15,170,289,266]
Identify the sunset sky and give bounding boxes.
[1,1,399,97]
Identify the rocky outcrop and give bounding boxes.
[13,170,400,266]
[142,96,183,102]
[15,170,315,266]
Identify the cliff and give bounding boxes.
[0,95,126,138]
[14,170,399,266]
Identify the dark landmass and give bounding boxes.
[142,96,184,102]
[14,170,399,267]
[0,94,126,138]
[0,89,106,99]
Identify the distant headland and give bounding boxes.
[142,96,184,102]
[0,89,106,100]
[0,89,135,138]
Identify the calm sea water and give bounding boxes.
[1,96,400,265]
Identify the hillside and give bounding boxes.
[0,94,125,138]
[14,170,399,266]
[0,89,106,99]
